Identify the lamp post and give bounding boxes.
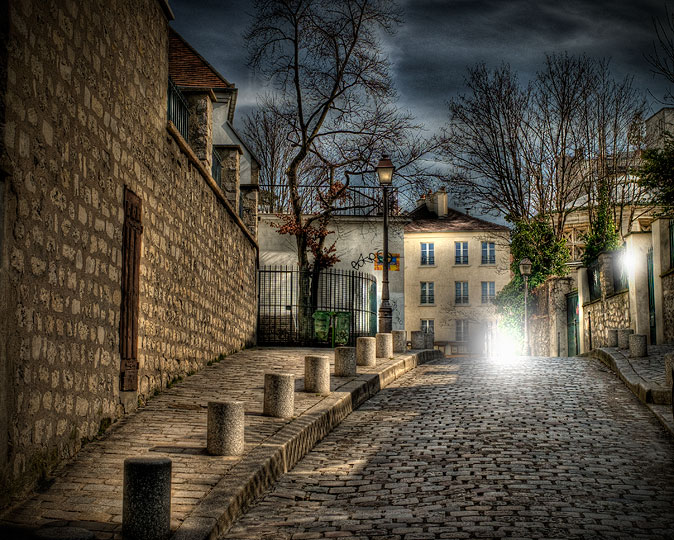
[519,257,532,356]
[376,155,394,333]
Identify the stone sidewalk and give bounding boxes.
[0,346,441,540]
[585,344,674,438]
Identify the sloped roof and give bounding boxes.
[405,205,509,233]
[168,28,234,90]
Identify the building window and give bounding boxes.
[421,282,435,304]
[455,241,468,264]
[421,319,434,333]
[455,281,469,304]
[456,320,469,342]
[481,241,495,264]
[481,281,495,303]
[421,242,435,265]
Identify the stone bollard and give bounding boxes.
[376,333,393,358]
[263,373,295,418]
[207,401,244,456]
[629,334,648,358]
[123,457,172,540]
[618,328,634,350]
[664,353,674,389]
[410,330,425,349]
[356,336,376,366]
[304,355,330,394]
[334,347,357,377]
[606,329,618,348]
[392,330,406,353]
[424,332,435,350]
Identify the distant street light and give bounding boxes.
[376,155,394,333]
[519,257,532,356]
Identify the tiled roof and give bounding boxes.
[405,205,509,233]
[168,28,233,89]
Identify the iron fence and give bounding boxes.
[258,184,400,217]
[168,77,189,141]
[211,147,223,188]
[258,265,377,347]
[587,260,602,302]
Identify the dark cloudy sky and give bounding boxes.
[168,0,672,132]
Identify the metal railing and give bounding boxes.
[211,147,223,188]
[587,260,602,302]
[168,77,189,141]
[258,184,399,217]
[257,265,377,347]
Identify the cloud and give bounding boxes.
[168,0,672,130]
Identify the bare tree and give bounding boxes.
[578,61,646,237]
[442,63,533,223]
[241,95,297,213]
[646,5,674,104]
[245,0,441,273]
[529,53,595,238]
[442,55,646,242]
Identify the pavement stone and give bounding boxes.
[221,355,674,540]
[586,344,674,437]
[0,347,440,540]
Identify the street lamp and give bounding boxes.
[519,257,532,356]
[376,154,394,333]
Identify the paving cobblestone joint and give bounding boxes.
[0,346,440,540]
[585,344,674,437]
[222,355,674,539]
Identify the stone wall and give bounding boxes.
[583,291,630,349]
[528,276,573,356]
[0,0,257,504]
[663,271,674,343]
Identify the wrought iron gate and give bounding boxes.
[257,266,377,347]
[647,248,656,345]
[566,291,579,357]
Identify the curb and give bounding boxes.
[172,349,443,540]
[583,348,674,439]
[583,348,670,405]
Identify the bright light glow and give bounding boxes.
[621,248,635,278]
[490,327,520,362]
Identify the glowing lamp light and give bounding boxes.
[376,155,394,185]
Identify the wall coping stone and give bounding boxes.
[167,121,258,253]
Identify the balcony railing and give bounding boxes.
[211,147,223,188]
[587,260,602,302]
[258,183,399,217]
[168,77,189,141]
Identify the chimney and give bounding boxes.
[436,190,448,217]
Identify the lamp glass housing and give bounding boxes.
[519,258,532,276]
[376,155,394,185]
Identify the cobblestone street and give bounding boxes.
[223,355,674,539]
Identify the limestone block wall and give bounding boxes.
[583,291,630,349]
[528,277,572,356]
[529,314,549,356]
[663,272,674,343]
[0,0,257,504]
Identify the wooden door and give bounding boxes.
[120,187,143,391]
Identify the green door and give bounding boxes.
[566,292,579,356]
[647,248,656,344]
